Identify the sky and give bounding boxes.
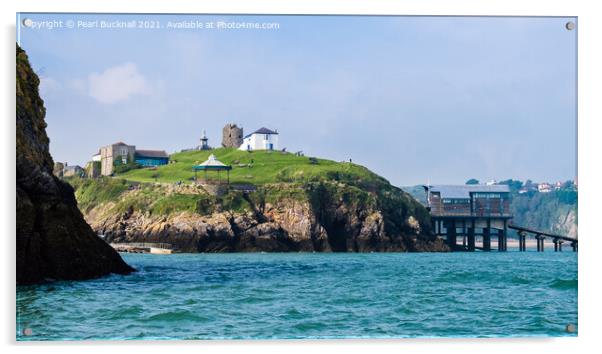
[17,14,577,186]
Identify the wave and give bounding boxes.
[549,278,578,290]
[510,275,532,285]
[144,310,208,322]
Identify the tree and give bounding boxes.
[498,179,524,192]
[465,178,479,185]
[113,158,141,174]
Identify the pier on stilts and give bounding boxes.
[509,224,577,252]
[432,215,511,252]
[424,184,577,252]
[426,185,513,252]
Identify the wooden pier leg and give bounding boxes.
[497,229,505,252]
[497,233,501,252]
[539,236,545,252]
[497,230,504,252]
[571,242,577,252]
[554,239,559,252]
[447,221,456,249]
[518,232,525,251]
[483,227,491,251]
[503,220,508,252]
[468,227,475,252]
[558,241,563,252]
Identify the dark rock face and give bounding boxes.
[94,183,449,253]
[16,45,134,284]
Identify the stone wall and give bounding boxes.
[85,161,101,178]
[222,123,243,148]
[53,162,64,177]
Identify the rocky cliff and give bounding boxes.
[73,178,448,253]
[16,45,134,284]
[510,191,578,239]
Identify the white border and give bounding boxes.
[2,1,601,353]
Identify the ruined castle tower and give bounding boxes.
[222,123,243,148]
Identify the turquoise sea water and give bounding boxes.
[16,251,577,340]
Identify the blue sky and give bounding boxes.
[18,14,577,186]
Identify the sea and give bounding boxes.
[16,251,577,340]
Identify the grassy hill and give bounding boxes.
[67,147,445,252]
[117,148,386,188]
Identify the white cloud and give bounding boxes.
[88,63,150,104]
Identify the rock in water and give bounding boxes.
[16,44,134,284]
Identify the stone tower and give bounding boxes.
[222,123,243,148]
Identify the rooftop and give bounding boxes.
[429,184,510,199]
[193,154,232,170]
[135,150,169,158]
[245,127,278,138]
[64,165,83,171]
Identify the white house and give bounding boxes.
[238,127,279,151]
[538,183,553,193]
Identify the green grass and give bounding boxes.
[70,149,406,217]
[117,148,387,188]
[146,193,203,215]
[69,177,130,212]
[70,176,256,216]
[67,150,433,231]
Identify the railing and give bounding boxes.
[508,224,577,252]
[114,242,172,249]
[430,210,513,218]
[508,224,577,242]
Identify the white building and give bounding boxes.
[538,183,553,193]
[238,127,279,151]
[485,179,498,186]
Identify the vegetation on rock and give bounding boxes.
[69,149,447,253]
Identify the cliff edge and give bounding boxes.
[72,172,448,253]
[16,45,134,284]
